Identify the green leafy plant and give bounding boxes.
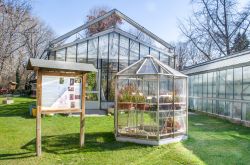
[118,84,137,102]
[135,93,146,103]
[86,72,98,101]
[87,72,97,91]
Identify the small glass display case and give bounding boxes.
[115,55,188,145]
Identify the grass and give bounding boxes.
[0,97,250,165]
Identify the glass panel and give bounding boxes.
[87,72,98,91]
[137,59,157,74]
[215,100,219,114]
[189,76,194,97]
[109,33,119,61]
[232,102,241,119]
[119,35,129,70]
[88,38,98,67]
[108,61,118,101]
[119,60,128,71]
[234,67,242,100]
[169,57,175,68]
[189,98,194,109]
[193,75,198,97]
[77,42,87,63]
[219,70,226,98]
[207,72,213,98]
[243,66,250,100]
[86,72,99,101]
[207,99,213,113]
[242,103,250,121]
[160,52,169,64]
[225,101,232,117]
[119,35,129,60]
[202,98,207,112]
[66,45,76,62]
[218,100,225,115]
[193,98,198,110]
[150,48,159,59]
[173,111,187,135]
[143,78,158,97]
[101,60,108,101]
[99,34,109,59]
[56,49,65,61]
[174,78,187,110]
[203,73,207,98]
[212,100,217,114]
[140,44,149,59]
[86,93,98,101]
[129,40,139,65]
[226,69,233,99]
[197,98,202,111]
[159,76,173,110]
[212,72,217,98]
[49,51,55,60]
[198,74,202,97]
[118,60,144,75]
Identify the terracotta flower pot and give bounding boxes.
[118,102,133,110]
[136,103,146,110]
[136,103,150,110]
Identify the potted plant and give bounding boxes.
[135,93,148,110]
[165,118,181,133]
[117,84,136,110]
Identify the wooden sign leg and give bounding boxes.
[80,112,85,147]
[36,69,42,156]
[80,73,87,147]
[36,107,41,156]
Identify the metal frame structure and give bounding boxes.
[115,55,188,145]
[50,9,174,50]
[51,28,173,59]
[182,49,250,127]
[46,9,176,110]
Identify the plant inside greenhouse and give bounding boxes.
[114,55,188,145]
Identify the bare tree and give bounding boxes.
[86,6,123,36]
[23,18,54,59]
[0,0,55,88]
[179,0,250,61]
[174,41,205,70]
[175,42,189,70]
[0,0,32,74]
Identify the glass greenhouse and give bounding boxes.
[46,9,175,110]
[182,49,250,127]
[115,55,188,145]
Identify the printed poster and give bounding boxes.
[41,76,82,110]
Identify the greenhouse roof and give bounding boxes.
[27,58,97,72]
[117,55,187,77]
[182,49,250,75]
[50,9,174,53]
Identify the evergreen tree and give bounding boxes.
[16,68,20,89]
[233,32,250,52]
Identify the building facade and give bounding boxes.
[182,49,250,126]
[47,9,175,110]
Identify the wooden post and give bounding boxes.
[36,69,42,156]
[80,73,87,147]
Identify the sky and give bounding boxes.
[31,0,249,43]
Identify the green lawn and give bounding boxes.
[0,97,250,165]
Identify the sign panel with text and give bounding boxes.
[41,76,82,110]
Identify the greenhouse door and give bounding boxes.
[85,69,100,110]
